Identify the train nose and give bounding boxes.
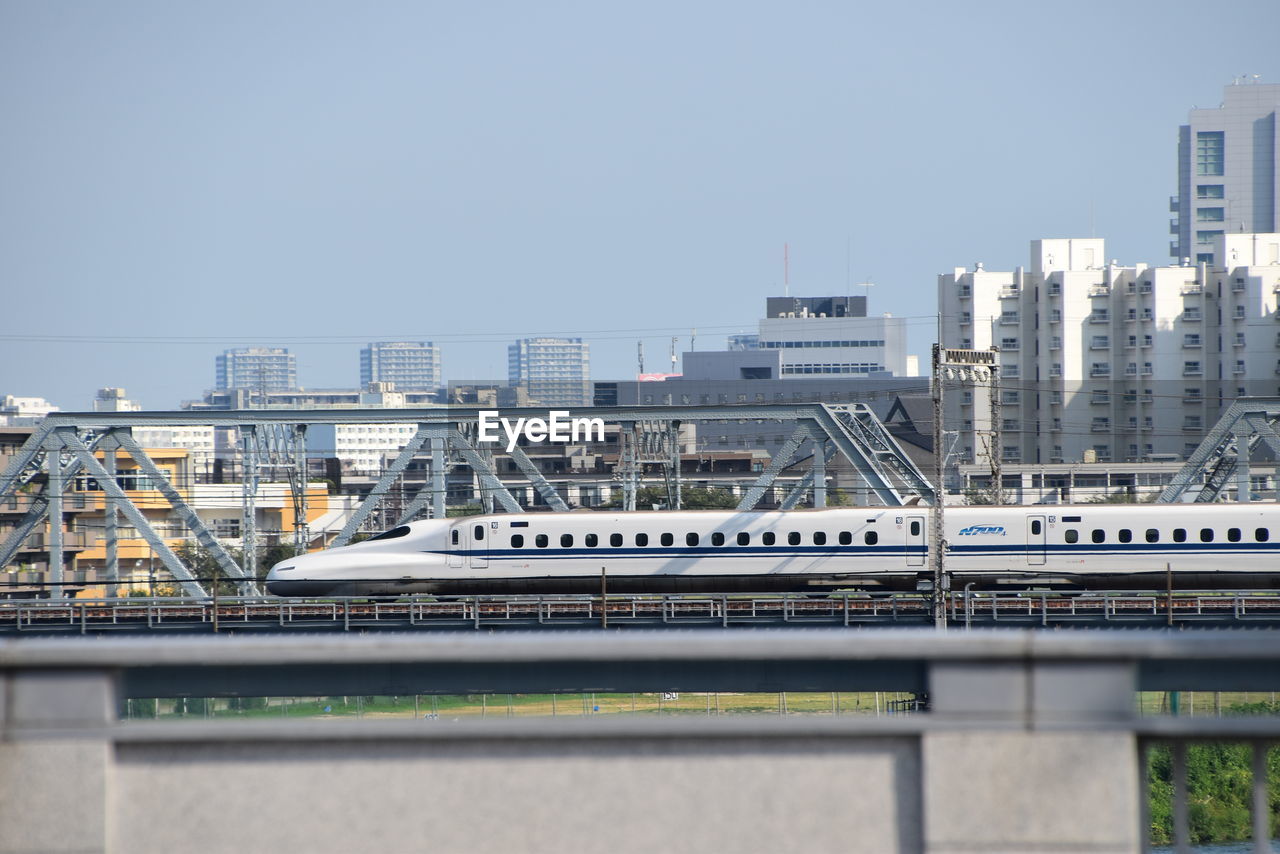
[265,555,322,597]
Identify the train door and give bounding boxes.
[905,515,926,566]
[1026,515,1047,565]
[470,522,489,568]
[447,525,464,568]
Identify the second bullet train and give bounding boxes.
[265,503,1280,596]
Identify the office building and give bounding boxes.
[1173,81,1280,266]
[215,348,297,392]
[758,295,910,377]
[939,234,1280,469]
[508,338,591,407]
[360,341,442,389]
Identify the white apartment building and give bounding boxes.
[0,395,58,426]
[360,341,442,389]
[1173,82,1280,266]
[939,234,1280,468]
[509,338,591,407]
[93,388,216,476]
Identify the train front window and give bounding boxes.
[368,526,411,542]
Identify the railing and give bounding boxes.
[8,591,1280,634]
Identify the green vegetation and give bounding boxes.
[1146,699,1280,846]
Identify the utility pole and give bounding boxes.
[931,344,946,630]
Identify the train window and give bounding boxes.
[451,529,460,545]
[813,532,827,546]
[368,526,411,542]
[787,532,801,546]
[661,533,674,547]
[1091,530,1105,544]
[1118,529,1132,543]
[711,532,725,546]
[561,534,574,548]
[474,525,485,541]
[635,533,649,547]
[536,534,549,548]
[763,532,776,546]
[865,531,878,545]
[1173,529,1187,542]
[511,534,524,548]
[839,531,852,546]
[610,533,623,547]
[1146,529,1159,543]
[910,521,921,536]
[1257,528,1270,543]
[1065,530,1079,544]
[1227,528,1241,542]
[686,532,699,547]
[1199,528,1214,543]
[737,532,750,546]
[585,533,598,547]
[1031,520,1042,535]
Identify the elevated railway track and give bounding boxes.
[6,590,1280,634]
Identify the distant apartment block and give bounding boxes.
[360,341,442,389]
[215,347,297,392]
[758,295,910,377]
[508,338,591,407]
[1173,82,1280,266]
[939,234,1280,469]
[0,395,59,426]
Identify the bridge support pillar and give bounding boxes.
[922,660,1140,853]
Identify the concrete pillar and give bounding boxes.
[0,669,116,853]
[922,660,1140,853]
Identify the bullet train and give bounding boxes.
[265,503,1280,596]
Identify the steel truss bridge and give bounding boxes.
[0,403,933,598]
[4,589,1280,634]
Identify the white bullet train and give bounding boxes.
[265,503,1280,596]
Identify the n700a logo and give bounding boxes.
[957,525,1006,536]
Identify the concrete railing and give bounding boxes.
[5,629,1280,853]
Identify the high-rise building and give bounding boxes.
[757,295,909,377]
[508,338,591,407]
[360,341,442,389]
[939,235,1280,469]
[1173,81,1280,266]
[214,348,297,392]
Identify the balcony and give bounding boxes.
[1170,241,1181,257]
[1233,279,1247,292]
[1091,420,1111,433]
[1169,219,1180,235]
[998,287,1020,299]
[1181,283,1204,295]
[1139,283,1153,294]
[1047,283,1062,296]
[999,313,1019,325]
[1183,365,1204,377]
[1090,365,1111,378]
[1170,195,1180,212]
[1088,285,1110,297]
[1182,310,1202,321]
[1088,312,1110,324]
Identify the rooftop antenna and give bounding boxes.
[690,328,696,352]
[637,340,645,374]
[670,337,678,373]
[784,242,789,297]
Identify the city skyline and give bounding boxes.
[2,2,1277,409]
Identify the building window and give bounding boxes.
[1183,334,1202,348]
[1196,230,1224,246]
[1197,207,1225,222]
[1049,309,1062,323]
[1197,184,1225,199]
[1183,361,1203,376]
[1001,337,1019,350]
[1089,309,1109,323]
[1091,335,1109,349]
[1196,131,1224,176]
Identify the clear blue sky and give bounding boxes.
[2,0,1277,410]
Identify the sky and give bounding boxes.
[1,0,1278,411]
